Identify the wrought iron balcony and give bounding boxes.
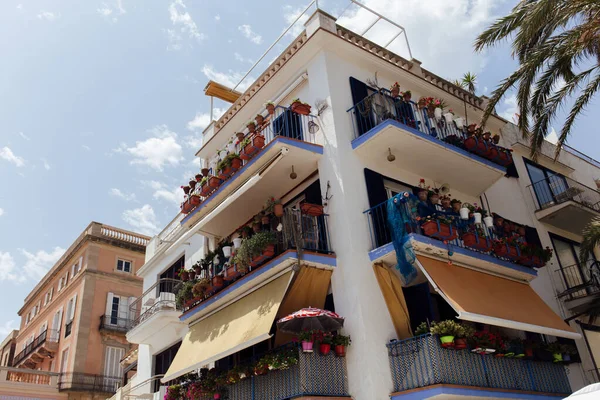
[12,329,59,366]
[388,335,570,396]
[128,278,183,331]
[58,372,122,394]
[528,175,600,234]
[99,315,132,333]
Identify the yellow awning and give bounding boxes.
[162,271,293,382]
[416,256,580,339]
[373,262,413,340]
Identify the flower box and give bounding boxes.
[189,195,201,207]
[421,220,458,241]
[184,297,202,308]
[181,201,194,214]
[212,275,224,290]
[224,264,240,281]
[462,232,492,252]
[300,203,324,216]
[200,177,222,196]
[250,244,276,267]
[217,157,242,180]
[291,101,311,115]
[518,255,544,268]
[464,136,492,157]
[493,243,520,261]
[240,135,265,160]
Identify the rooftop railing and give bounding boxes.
[388,334,571,395]
[556,261,600,301]
[13,329,59,366]
[346,88,512,168]
[58,372,122,394]
[128,278,183,331]
[528,175,600,213]
[99,224,150,247]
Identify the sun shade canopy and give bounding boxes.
[416,255,580,339]
[162,271,293,382]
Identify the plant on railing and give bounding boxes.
[415,321,429,336]
[390,82,400,97]
[291,98,312,115]
[165,384,183,400]
[175,281,195,309]
[401,90,412,102]
[263,196,283,217]
[265,101,275,115]
[178,267,189,282]
[298,330,316,352]
[314,331,334,355]
[430,320,462,347]
[417,96,446,118]
[231,231,276,272]
[332,334,351,357]
[268,348,299,370]
[469,330,505,355]
[216,153,242,180]
[418,213,458,241]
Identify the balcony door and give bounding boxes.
[551,235,597,298]
[50,308,62,341]
[525,160,569,208]
[104,346,124,391]
[106,293,132,327]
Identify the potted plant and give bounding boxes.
[523,339,539,358]
[265,101,275,115]
[252,216,261,233]
[260,212,270,225]
[402,90,412,102]
[188,269,196,280]
[193,261,203,275]
[233,231,276,271]
[291,98,312,115]
[178,267,189,282]
[165,384,183,400]
[454,323,475,350]
[189,194,201,207]
[430,320,460,348]
[462,226,492,252]
[493,237,521,261]
[414,321,429,336]
[223,262,239,281]
[253,356,270,376]
[420,214,458,241]
[189,179,197,190]
[275,348,298,369]
[212,274,224,290]
[469,330,500,355]
[255,114,265,126]
[264,197,284,217]
[298,330,314,353]
[300,202,324,216]
[390,82,400,97]
[199,176,212,197]
[505,338,526,358]
[459,203,471,220]
[239,134,266,160]
[562,344,577,363]
[546,342,564,363]
[181,185,191,195]
[233,236,243,249]
[193,280,208,298]
[315,331,333,355]
[333,334,351,357]
[443,108,454,123]
[175,281,195,309]
[216,153,242,180]
[246,121,256,133]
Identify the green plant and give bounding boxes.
[192,278,210,297]
[545,341,564,354]
[175,281,195,308]
[233,231,276,270]
[314,331,333,345]
[333,334,351,346]
[415,322,429,336]
[265,101,275,106]
[429,320,461,337]
[165,384,182,400]
[239,137,251,148]
[298,330,314,342]
[217,153,240,172]
[246,121,255,127]
[263,196,281,214]
[470,330,505,350]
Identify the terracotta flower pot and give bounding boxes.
[403,93,411,102]
[421,221,458,241]
[181,201,193,214]
[182,186,191,195]
[300,203,324,216]
[274,204,284,217]
[334,345,346,357]
[218,157,242,180]
[201,168,209,177]
[261,215,270,225]
[190,195,201,207]
[291,101,311,115]
[255,114,265,125]
[266,104,275,115]
[391,87,400,98]
[461,232,492,252]
[180,271,189,281]
[319,343,331,355]
[189,270,196,280]
[454,338,468,350]
[240,135,266,160]
[189,180,197,189]
[493,243,520,261]
[195,174,203,182]
[212,275,224,290]
[247,122,256,133]
[236,132,245,141]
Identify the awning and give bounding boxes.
[416,255,580,339]
[162,271,293,382]
[373,262,413,340]
[581,324,600,373]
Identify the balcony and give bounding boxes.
[0,367,63,398]
[13,329,59,368]
[387,335,571,399]
[180,106,323,238]
[364,198,545,281]
[347,89,510,197]
[528,175,600,234]
[58,373,122,394]
[180,207,335,322]
[99,315,132,334]
[127,278,186,348]
[556,261,600,314]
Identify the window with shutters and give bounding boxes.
[64,295,77,338]
[60,348,69,373]
[116,259,132,273]
[104,346,124,379]
[58,277,64,291]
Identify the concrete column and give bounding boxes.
[304,9,337,38]
[306,51,397,400]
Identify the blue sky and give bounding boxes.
[0,0,598,336]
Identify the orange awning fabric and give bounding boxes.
[373,263,413,339]
[416,255,580,339]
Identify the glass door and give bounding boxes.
[552,236,596,298]
[525,161,569,208]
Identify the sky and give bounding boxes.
[0,0,598,337]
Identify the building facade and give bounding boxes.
[0,330,19,368]
[3,222,148,400]
[115,8,600,400]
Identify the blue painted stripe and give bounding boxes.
[182,137,323,225]
[351,119,506,172]
[391,386,566,400]
[368,233,537,277]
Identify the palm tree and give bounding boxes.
[462,72,477,94]
[452,79,466,89]
[580,216,600,263]
[474,0,600,160]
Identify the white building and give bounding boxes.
[113,7,600,400]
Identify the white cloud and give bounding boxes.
[282,5,310,38]
[154,186,183,208]
[42,158,50,170]
[336,0,500,79]
[19,247,65,281]
[97,0,126,21]
[97,6,112,17]
[18,132,30,141]
[0,320,15,336]
[234,52,253,64]
[0,147,25,167]
[0,252,20,282]
[166,0,204,50]
[201,65,254,91]
[186,107,226,132]
[122,205,160,235]
[500,93,518,123]
[82,144,91,151]
[116,125,184,171]
[238,24,263,44]
[214,14,220,21]
[16,4,23,11]
[0,208,4,217]
[110,188,136,202]
[37,11,60,21]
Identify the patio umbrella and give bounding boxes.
[276,307,344,334]
[565,383,600,399]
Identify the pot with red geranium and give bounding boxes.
[402,90,412,102]
[246,120,256,134]
[217,153,242,180]
[253,356,270,376]
[265,101,276,115]
[469,330,501,355]
[390,82,400,97]
[316,331,333,355]
[298,330,315,353]
[333,334,351,357]
[429,320,461,348]
[201,168,210,177]
[493,237,521,261]
[181,185,191,195]
[195,173,203,182]
[178,267,189,282]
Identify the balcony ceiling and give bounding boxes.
[536,200,600,235]
[182,137,322,238]
[352,120,506,197]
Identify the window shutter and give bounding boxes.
[70,294,77,320]
[78,256,83,273]
[49,287,53,301]
[349,76,375,135]
[106,292,114,316]
[71,263,76,277]
[128,297,137,319]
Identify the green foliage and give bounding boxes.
[414,321,429,336]
[217,153,240,172]
[175,281,195,308]
[580,216,600,263]
[333,334,351,346]
[298,330,314,342]
[231,231,276,270]
[429,320,462,337]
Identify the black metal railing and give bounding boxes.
[346,88,512,168]
[128,278,183,331]
[556,261,600,301]
[64,321,73,338]
[12,329,59,366]
[528,175,600,212]
[58,373,122,393]
[99,315,132,333]
[388,335,571,395]
[364,197,546,268]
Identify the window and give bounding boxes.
[44,287,54,305]
[116,259,132,273]
[51,308,63,341]
[58,277,64,291]
[551,234,597,298]
[71,256,83,277]
[64,295,78,338]
[384,180,413,200]
[60,348,69,374]
[105,293,133,327]
[153,342,182,392]
[525,160,569,209]
[39,322,48,336]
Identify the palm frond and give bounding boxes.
[580,216,600,263]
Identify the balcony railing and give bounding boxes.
[58,372,122,393]
[12,329,59,366]
[556,261,600,301]
[128,278,183,331]
[1,367,58,386]
[181,106,321,216]
[528,175,600,212]
[99,315,133,333]
[388,335,571,395]
[346,88,512,168]
[183,208,333,313]
[364,198,544,269]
